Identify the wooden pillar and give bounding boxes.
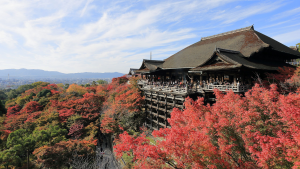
[207,72,210,84]
[150,92,153,129]
[145,95,149,127]
[234,74,237,86]
[157,94,159,129]
[173,95,175,107]
[241,71,244,84]
[164,94,167,127]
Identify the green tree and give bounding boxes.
[0,101,6,116]
[15,84,33,94]
[97,79,108,85]
[0,90,8,101]
[6,129,36,169]
[31,81,49,88]
[64,83,70,90]
[7,89,17,100]
[296,43,300,52]
[38,97,50,107]
[0,149,22,169]
[33,124,67,146]
[0,116,7,151]
[37,89,51,98]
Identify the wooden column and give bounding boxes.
[165,94,167,127]
[234,74,237,86]
[150,92,153,129]
[200,74,203,84]
[173,95,176,107]
[157,95,159,129]
[221,74,224,82]
[145,98,148,127]
[207,72,210,84]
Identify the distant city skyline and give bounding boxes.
[0,0,299,73]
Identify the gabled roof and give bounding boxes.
[162,25,300,69]
[190,48,292,71]
[138,59,164,72]
[128,68,138,75]
[254,30,300,57]
[136,25,300,72]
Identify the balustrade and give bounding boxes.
[139,81,250,93]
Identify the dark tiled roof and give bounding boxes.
[128,68,138,75]
[192,63,241,71]
[254,30,300,58]
[139,59,164,72]
[217,49,278,70]
[162,26,300,69]
[136,26,300,72]
[163,26,268,69]
[135,68,150,73]
[191,48,292,71]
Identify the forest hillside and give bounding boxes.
[0,76,144,169]
[1,66,300,169]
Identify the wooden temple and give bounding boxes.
[130,26,300,130]
[128,68,140,77]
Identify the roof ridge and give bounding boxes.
[201,25,254,41]
[216,48,240,54]
[143,59,164,62]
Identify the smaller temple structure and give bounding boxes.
[130,26,300,130]
[128,68,140,77]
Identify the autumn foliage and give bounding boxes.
[33,139,97,168]
[115,71,300,169]
[0,76,145,168]
[100,76,144,134]
[0,81,107,168]
[2,68,299,168]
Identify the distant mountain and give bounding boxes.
[0,69,124,79]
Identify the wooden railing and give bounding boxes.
[203,84,249,92]
[141,84,189,94]
[138,80,250,93]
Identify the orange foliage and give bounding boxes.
[115,84,300,168]
[33,138,97,168]
[66,84,88,96]
[50,93,104,121]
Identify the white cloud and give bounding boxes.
[0,0,296,74]
[272,6,300,20]
[211,1,282,24]
[80,0,94,17]
[272,29,300,44]
[0,31,17,47]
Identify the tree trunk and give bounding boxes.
[27,149,29,169]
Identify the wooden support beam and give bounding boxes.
[157,96,159,127]
[165,94,168,127]
[150,92,153,129]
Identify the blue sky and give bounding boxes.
[0,0,299,73]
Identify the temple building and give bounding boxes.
[128,68,140,77]
[130,25,300,130]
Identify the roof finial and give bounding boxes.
[150,51,152,60]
